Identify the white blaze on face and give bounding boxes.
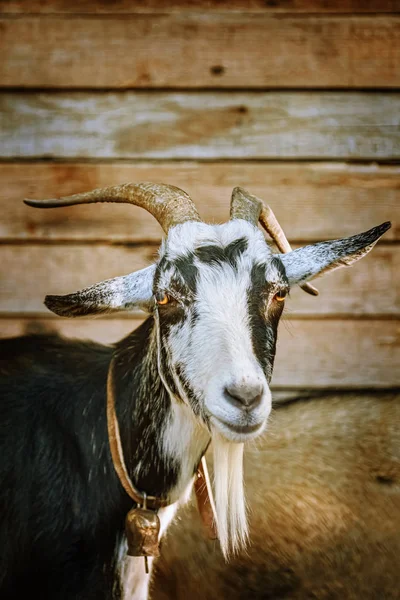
[164,221,273,438]
[191,257,271,432]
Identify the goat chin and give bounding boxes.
[212,434,248,558]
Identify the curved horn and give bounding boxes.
[230,187,318,296]
[24,182,201,233]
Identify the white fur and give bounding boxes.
[213,434,248,558]
[161,400,210,503]
[166,220,271,262]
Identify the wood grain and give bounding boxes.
[2,92,399,160]
[1,317,398,388]
[2,162,398,242]
[1,1,399,14]
[1,244,397,317]
[273,318,400,388]
[0,15,399,88]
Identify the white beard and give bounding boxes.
[212,434,248,558]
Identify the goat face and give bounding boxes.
[154,220,280,442]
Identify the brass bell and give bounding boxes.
[125,502,161,558]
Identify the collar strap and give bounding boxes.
[195,457,218,540]
[107,357,168,510]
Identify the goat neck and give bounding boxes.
[111,317,210,505]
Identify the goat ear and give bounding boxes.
[279,222,391,288]
[44,265,156,318]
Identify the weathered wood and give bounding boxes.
[0,15,399,88]
[1,0,398,13]
[1,317,398,388]
[1,244,398,317]
[2,162,398,242]
[2,93,399,159]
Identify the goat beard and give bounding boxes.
[212,434,248,559]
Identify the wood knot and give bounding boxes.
[210,65,225,76]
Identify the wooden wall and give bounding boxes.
[0,0,399,391]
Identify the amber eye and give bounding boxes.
[275,290,287,302]
[156,292,169,306]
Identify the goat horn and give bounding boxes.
[24,182,201,233]
[230,187,318,296]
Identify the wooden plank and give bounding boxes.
[0,244,398,317]
[0,317,398,388]
[2,92,399,160]
[1,162,398,242]
[1,1,398,14]
[0,15,399,88]
[275,320,400,387]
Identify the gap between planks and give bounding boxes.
[0,0,399,14]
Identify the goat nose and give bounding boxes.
[224,381,263,410]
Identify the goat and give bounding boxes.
[0,183,391,600]
[151,391,400,600]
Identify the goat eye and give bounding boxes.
[274,290,287,302]
[155,292,170,306]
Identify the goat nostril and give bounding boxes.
[224,382,263,409]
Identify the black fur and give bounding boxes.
[0,318,179,600]
[173,254,198,294]
[247,263,286,379]
[195,237,248,269]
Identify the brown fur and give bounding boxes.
[151,392,400,600]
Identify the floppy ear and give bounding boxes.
[279,222,391,288]
[44,265,156,317]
